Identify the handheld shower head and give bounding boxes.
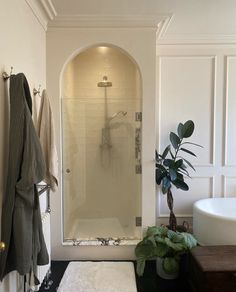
[108,111,127,122]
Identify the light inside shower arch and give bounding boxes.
[61,44,143,245]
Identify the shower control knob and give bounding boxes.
[66,168,71,173]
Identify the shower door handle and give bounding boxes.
[135,128,142,174]
[135,128,141,160]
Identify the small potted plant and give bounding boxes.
[156,120,202,231]
[135,225,197,279]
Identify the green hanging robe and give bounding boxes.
[0,73,49,284]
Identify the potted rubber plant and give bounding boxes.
[156,120,202,231]
[135,225,197,279]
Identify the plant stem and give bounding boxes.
[167,187,177,231]
[173,140,182,162]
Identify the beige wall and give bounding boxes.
[0,0,46,291]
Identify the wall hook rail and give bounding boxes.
[2,66,13,81]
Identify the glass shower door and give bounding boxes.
[61,45,142,244]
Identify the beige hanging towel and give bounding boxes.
[37,89,58,191]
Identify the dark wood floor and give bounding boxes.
[39,260,191,292]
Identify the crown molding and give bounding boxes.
[157,33,236,45]
[156,14,173,40]
[25,0,57,31]
[39,0,57,20]
[23,1,236,45]
[47,14,172,30]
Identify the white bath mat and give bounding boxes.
[57,261,137,292]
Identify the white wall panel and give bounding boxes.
[158,177,213,217]
[157,46,236,225]
[223,176,236,197]
[158,56,215,166]
[224,56,236,166]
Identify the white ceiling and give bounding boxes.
[45,0,236,40]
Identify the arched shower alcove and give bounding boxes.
[47,27,156,259]
[61,44,143,245]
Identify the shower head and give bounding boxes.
[97,76,112,87]
[108,111,127,122]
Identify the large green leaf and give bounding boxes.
[156,164,167,172]
[162,145,170,159]
[162,177,171,189]
[156,226,169,237]
[155,150,159,160]
[170,150,175,159]
[135,241,156,269]
[155,237,166,244]
[169,168,177,181]
[182,158,195,171]
[180,147,196,157]
[178,169,191,178]
[136,258,146,276]
[180,163,187,169]
[172,179,189,191]
[155,150,163,162]
[182,233,198,249]
[181,120,195,138]
[148,235,157,247]
[165,238,185,251]
[170,132,180,149]
[176,172,184,181]
[146,226,163,237]
[167,230,184,243]
[163,257,179,274]
[155,243,169,257]
[175,159,183,169]
[156,169,163,185]
[182,142,203,148]
[177,123,184,139]
[163,159,174,167]
[162,185,168,194]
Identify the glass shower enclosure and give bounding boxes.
[61,45,142,245]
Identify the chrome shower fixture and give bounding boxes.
[97,76,112,87]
